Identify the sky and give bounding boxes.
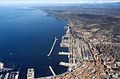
[0,0,120,4]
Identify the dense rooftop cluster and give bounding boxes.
[38,4,120,79]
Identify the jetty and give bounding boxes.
[49,66,56,76]
[47,37,58,56]
[59,52,70,55]
[59,62,76,67]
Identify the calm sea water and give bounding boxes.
[0,6,68,78]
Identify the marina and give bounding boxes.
[0,62,19,79]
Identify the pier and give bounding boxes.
[59,62,76,67]
[47,37,58,56]
[59,52,70,55]
[49,66,56,76]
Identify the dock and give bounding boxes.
[59,62,76,67]
[49,66,56,76]
[59,52,70,55]
[60,27,70,48]
[47,37,58,56]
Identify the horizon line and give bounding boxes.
[0,1,120,4]
[0,1,120,6]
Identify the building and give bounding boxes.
[0,62,4,69]
[27,68,35,79]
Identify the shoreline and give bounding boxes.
[34,23,70,79]
[26,9,70,79]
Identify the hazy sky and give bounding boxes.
[0,0,120,3]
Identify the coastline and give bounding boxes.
[34,23,70,79]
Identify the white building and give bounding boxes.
[27,68,35,79]
[0,62,4,69]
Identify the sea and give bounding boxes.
[0,6,68,79]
